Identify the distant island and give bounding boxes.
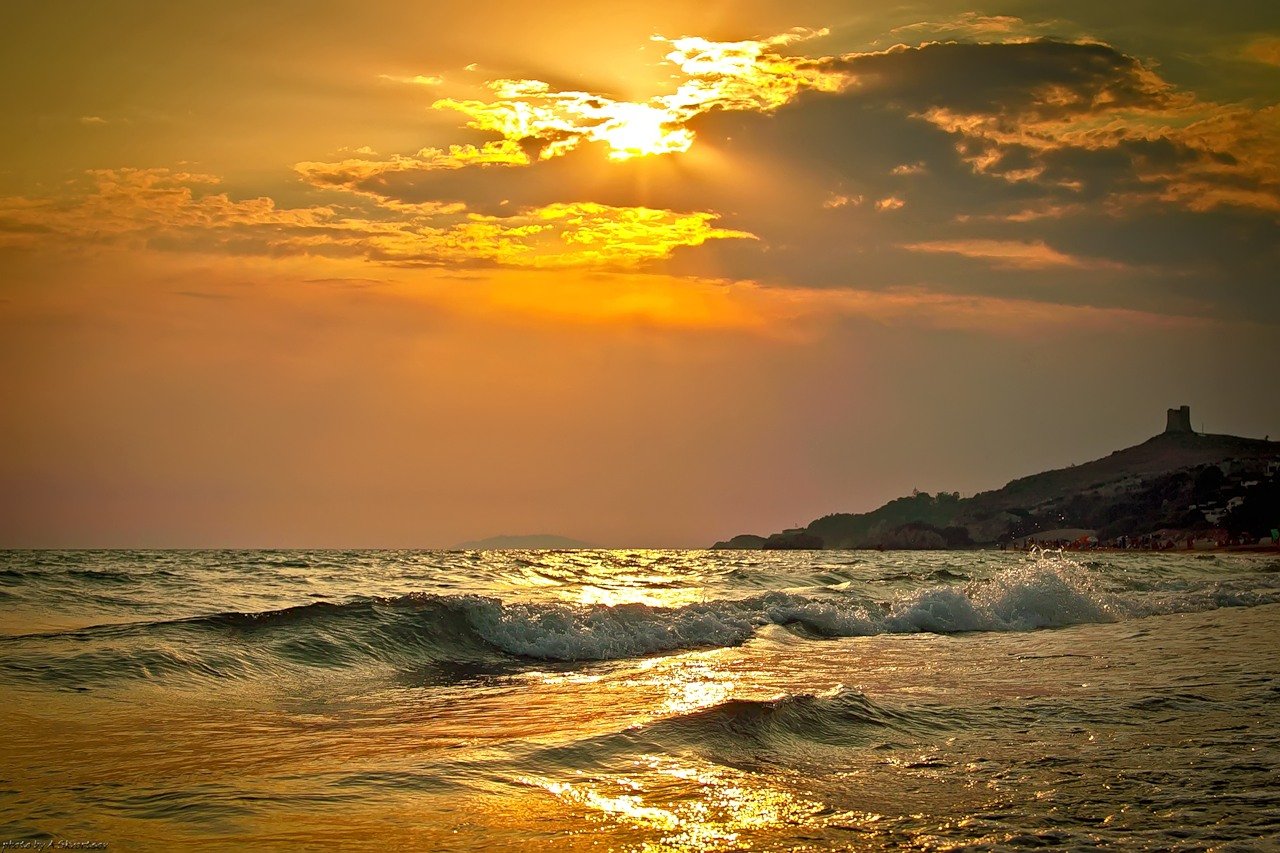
[454,534,598,550]
[714,406,1280,551]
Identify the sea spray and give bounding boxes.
[5,553,1279,691]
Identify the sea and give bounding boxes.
[1,548,1278,851]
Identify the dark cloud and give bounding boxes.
[828,39,1168,114]
[590,42,1280,317]
[29,37,1273,320]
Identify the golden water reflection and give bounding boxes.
[522,753,826,853]
[577,584,705,608]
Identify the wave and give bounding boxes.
[5,559,1279,688]
[520,688,958,774]
[639,689,919,748]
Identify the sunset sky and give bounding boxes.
[2,1,1278,547]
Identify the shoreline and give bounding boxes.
[1003,543,1280,555]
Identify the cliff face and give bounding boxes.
[712,431,1280,550]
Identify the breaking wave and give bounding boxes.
[4,559,1279,688]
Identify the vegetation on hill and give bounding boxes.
[712,431,1279,550]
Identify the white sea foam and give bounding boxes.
[11,553,1279,674]
[465,598,759,660]
[459,557,1254,661]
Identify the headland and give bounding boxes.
[713,406,1279,551]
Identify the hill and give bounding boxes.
[713,408,1279,550]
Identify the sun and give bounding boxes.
[596,103,693,161]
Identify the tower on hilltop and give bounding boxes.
[1165,405,1193,434]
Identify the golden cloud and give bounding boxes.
[429,272,1207,337]
[362,202,754,269]
[284,31,1280,238]
[350,28,851,173]
[434,87,696,162]
[901,239,1127,270]
[0,168,333,249]
[658,28,846,116]
[913,70,1280,215]
[822,193,862,209]
[0,169,752,270]
[296,139,530,187]
[319,32,1280,223]
[0,168,1204,340]
[378,73,444,86]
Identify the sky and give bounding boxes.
[2,0,1278,547]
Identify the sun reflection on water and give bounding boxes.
[513,642,827,851]
[633,657,737,717]
[521,755,825,852]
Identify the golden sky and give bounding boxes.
[2,1,1278,546]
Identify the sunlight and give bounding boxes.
[596,103,693,160]
[428,30,841,169]
[521,756,825,852]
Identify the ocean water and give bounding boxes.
[1,549,1278,851]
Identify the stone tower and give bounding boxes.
[1165,405,1192,434]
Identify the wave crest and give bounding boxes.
[5,558,1278,688]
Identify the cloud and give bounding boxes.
[810,286,1204,334]
[0,168,332,249]
[827,41,1280,216]
[12,29,1278,327]
[296,140,531,188]
[339,28,849,177]
[360,202,755,269]
[278,31,1280,325]
[0,168,752,270]
[954,201,1089,223]
[378,73,444,86]
[822,194,861,209]
[831,39,1170,118]
[901,239,1127,270]
[886,12,1068,41]
[655,28,845,115]
[434,83,696,162]
[448,274,1203,337]
[1242,36,1280,66]
[316,36,1278,224]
